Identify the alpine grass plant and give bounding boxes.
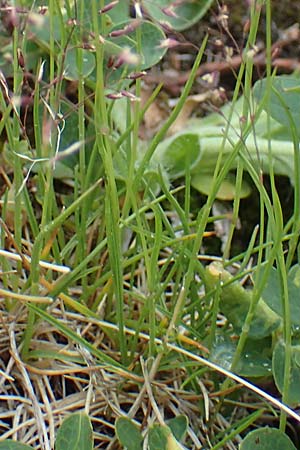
[0,0,299,449]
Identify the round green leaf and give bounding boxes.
[25,13,62,74]
[272,341,300,405]
[104,0,130,25]
[115,417,143,450]
[55,413,93,450]
[166,415,188,442]
[155,132,201,178]
[64,48,95,81]
[82,1,130,32]
[261,265,300,326]
[238,338,273,377]
[253,76,300,131]
[191,172,251,199]
[142,0,214,31]
[107,19,167,70]
[287,264,300,326]
[240,427,297,450]
[0,441,34,450]
[148,425,183,450]
[148,425,169,450]
[210,334,272,377]
[28,13,62,43]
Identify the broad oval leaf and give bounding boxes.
[191,172,251,199]
[272,340,300,405]
[28,13,62,43]
[155,132,201,178]
[83,1,130,32]
[286,264,300,326]
[148,425,169,450]
[261,265,300,326]
[107,19,167,70]
[55,412,93,450]
[148,425,184,450]
[253,76,300,131]
[64,48,95,81]
[143,0,214,31]
[239,427,297,450]
[0,441,33,450]
[115,417,143,450]
[166,415,188,442]
[210,334,273,377]
[104,0,130,25]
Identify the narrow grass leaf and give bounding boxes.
[27,303,125,370]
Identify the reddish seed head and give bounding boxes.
[161,6,178,19]
[107,56,115,69]
[66,18,78,26]
[125,20,141,33]
[121,90,139,101]
[82,43,96,51]
[109,28,127,38]
[17,49,25,69]
[116,48,140,66]
[38,6,48,15]
[106,92,123,100]
[158,21,174,32]
[109,19,141,38]
[271,47,280,59]
[113,57,125,69]
[3,6,19,31]
[98,1,119,14]
[126,71,147,80]
[243,19,250,35]
[159,38,181,49]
